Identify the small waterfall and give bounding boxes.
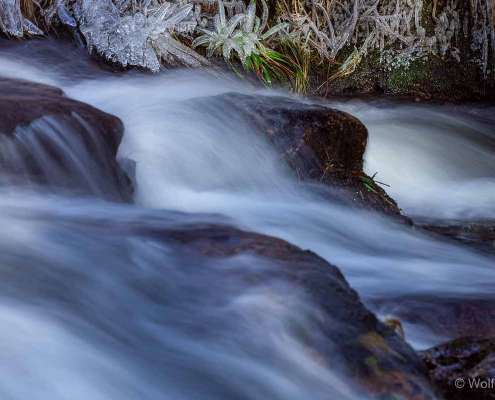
[0,113,131,201]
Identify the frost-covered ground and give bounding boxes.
[1,0,494,77]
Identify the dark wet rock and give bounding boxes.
[419,336,495,400]
[0,78,132,200]
[195,93,406,220]
[416,220,495,255]
[315,52,495,102]
[370,295,495,340]
[138,223,435,399]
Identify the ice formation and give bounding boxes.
[0,0,43,37]
[0,0,206,71]
[73,0,204,70]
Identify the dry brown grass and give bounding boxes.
[20,0,56,29]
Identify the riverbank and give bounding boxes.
[2,0,494,101]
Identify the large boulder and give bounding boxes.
[420,336,495,400]
[139,223,435,399]
[0,78,132,200]
[193,93,406,220]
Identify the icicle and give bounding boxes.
[57,3,77,28]
[0,0,23,37]
[22,18,44,36]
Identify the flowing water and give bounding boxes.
[338,100,495,220]
[0,40,494,399]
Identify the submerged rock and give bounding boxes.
[0,78,132,200]
[193,93,406,220]
[416,220,495,255]
[419,336,495,400]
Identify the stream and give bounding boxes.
[0,39,494,399]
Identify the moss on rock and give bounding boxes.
[313,51,495,101]
[387,56,494,100]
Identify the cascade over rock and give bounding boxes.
[191,93,406,220]
[121,221,437,399]
[0,78,132,200]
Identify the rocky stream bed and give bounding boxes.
[0,39,494,399]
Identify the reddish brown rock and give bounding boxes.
[0,78,122,151]
[0,78,132,200]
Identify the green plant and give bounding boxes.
[279,38,311,93]
[359,172,390,193]
[243,46,292,84]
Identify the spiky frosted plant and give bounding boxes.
[229,0,288,61]
[193,0,290,83]
[192,0,245,58]
[44,0,77,28]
